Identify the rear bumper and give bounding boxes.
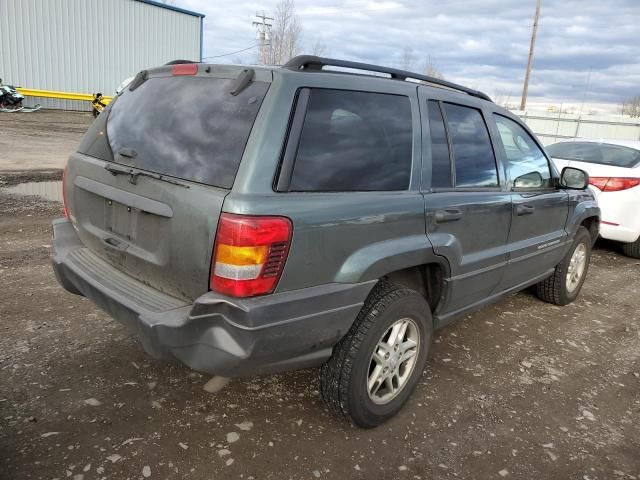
[596,188,640,244]
[51,218,374,376]
[599,223,640,244]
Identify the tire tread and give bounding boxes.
[622,238,640,258]
[536,226,591,305]
[319,280,413,420]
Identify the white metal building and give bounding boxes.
[0,0,204,110]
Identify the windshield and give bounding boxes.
[79,75,268,188]
[546,142,640,168]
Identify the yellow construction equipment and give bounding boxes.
[16,88,113,104]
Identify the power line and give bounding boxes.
[201,44,261,60]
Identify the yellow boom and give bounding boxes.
[16,88,113,104]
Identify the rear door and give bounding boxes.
[420,91,511,315]
[66,66,270,300]
[490,114,569,289]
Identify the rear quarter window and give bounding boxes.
[288,89,413,191]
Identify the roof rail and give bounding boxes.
[283,55,492,103]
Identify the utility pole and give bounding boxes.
[253,11,273,64]
[520,0,541,111]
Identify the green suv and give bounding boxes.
[52,56,599,427]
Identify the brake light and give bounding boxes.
[210,214,292,297]
[62,165,69,218]
[171,63,198,76]
[588,177,609,190]
[589,177,640,192]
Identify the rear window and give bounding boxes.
[546,142,640,168]
[79,75,268,188]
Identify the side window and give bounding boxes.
[289,89,413,191]
[493,114,551,189]
[442,103,499,188]
[427,100,452,188]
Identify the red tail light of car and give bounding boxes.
[589,177,640,192]
[210,213,293,298]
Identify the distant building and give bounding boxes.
[0,0,204,110]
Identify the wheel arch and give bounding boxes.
[382,262,449,316]
[580,215,600,246]
[566,195,600,242]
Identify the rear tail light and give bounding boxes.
[62,165,69,218]
[171,63,198,76]
[210,213,292,298]
[589,177,640,192]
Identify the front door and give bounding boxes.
[490,114,569,289]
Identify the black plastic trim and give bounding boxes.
[283,55,493,102]
[276,88,310,192]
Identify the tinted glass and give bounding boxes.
[546,142,640,168]
[289,89,413,191]
[494,114,551,189]
[97,76,268,188]
[427,100,452,188]
[443,103,498,187]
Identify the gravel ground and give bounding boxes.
[1,113,639,479]
[1,183,639,480]
[0,110,92,172]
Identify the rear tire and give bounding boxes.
[621,237,640,259]
[536,226,591,306]
[319,281,432,428]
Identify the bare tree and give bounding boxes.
[422,56,444,80]
[259,0,302,65]
[310,38,328,57]
[494,90,514,109]
[400,47,416,71]
[621,95,640,117]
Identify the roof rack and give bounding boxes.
[283,55,492,103]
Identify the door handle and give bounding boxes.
[434,208,463,223]
[516,204,535,216]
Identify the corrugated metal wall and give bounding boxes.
[0,0,201,110]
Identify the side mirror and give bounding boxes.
[560,167,589,190]
[514,171,544,189]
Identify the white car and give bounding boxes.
[547,139,640,258]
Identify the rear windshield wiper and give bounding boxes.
[105,163,190,188]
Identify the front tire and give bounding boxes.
[320,281,432,428]
[621,237,640,259]
[536,226,592,305]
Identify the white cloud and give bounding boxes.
[178,0,640,105]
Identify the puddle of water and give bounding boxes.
[2,181,63,202]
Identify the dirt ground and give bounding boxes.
[0,110,92,172]
[1,112,639,480]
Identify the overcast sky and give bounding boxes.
[176,0,639,109]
